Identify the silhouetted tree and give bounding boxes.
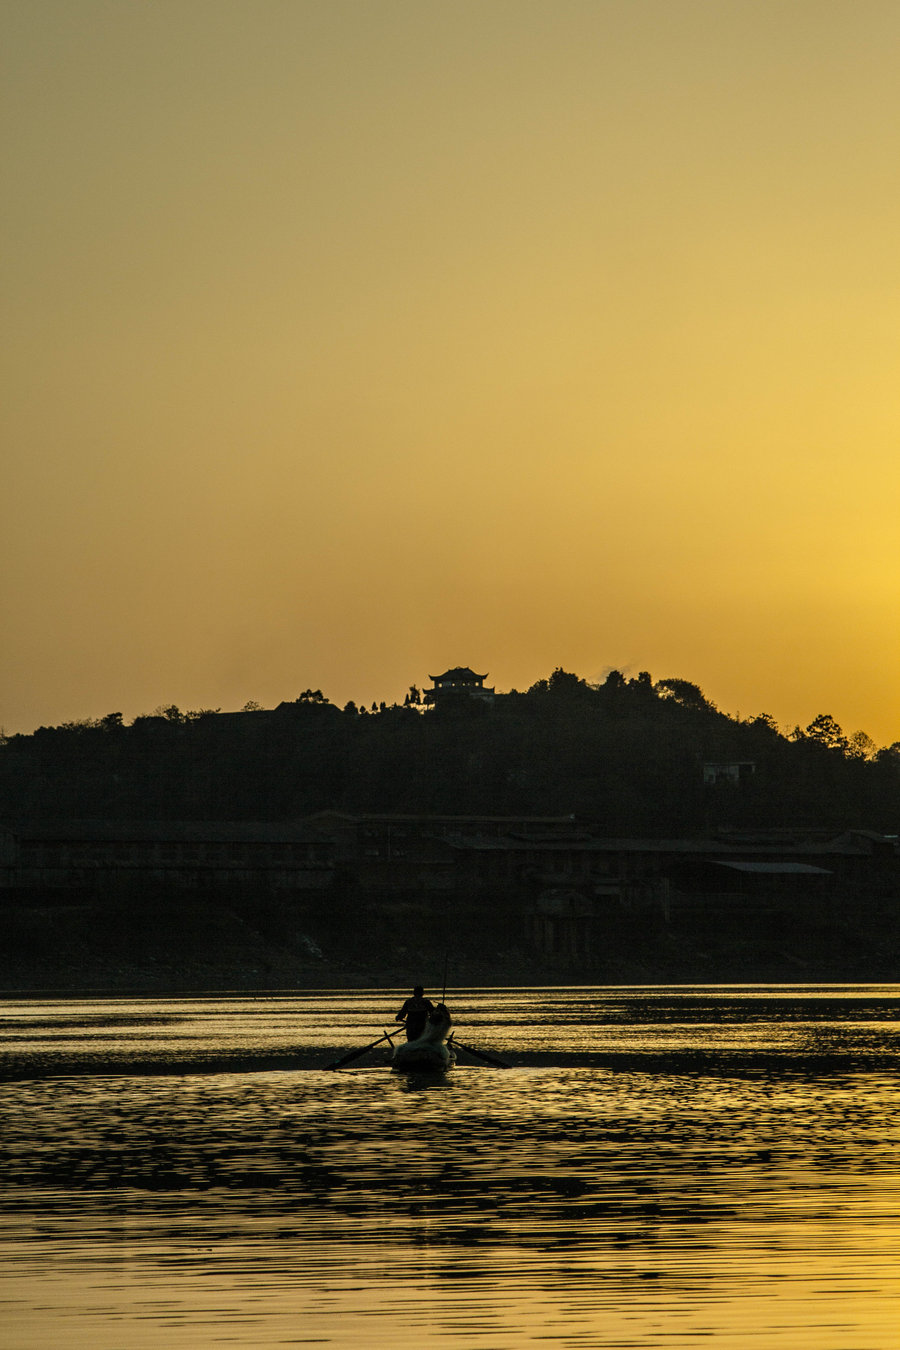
[804,713,848,751]
[656,678,714,712]
[847,730,876,760]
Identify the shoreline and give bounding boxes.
[3,954,898,997]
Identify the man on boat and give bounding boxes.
[395,986,435,1041]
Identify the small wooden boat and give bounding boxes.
[392,1003,455,1074]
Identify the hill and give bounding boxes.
[1,669,898,834]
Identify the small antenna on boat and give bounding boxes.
[441,951,448,1005]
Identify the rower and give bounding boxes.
[395,985,435,1041]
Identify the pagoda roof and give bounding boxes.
[429,667,488,683]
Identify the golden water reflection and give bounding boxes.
[1,986,898,1348]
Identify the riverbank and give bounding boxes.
[1,892,898,993]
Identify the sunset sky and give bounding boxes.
[3,1,898,744]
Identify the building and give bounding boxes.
[1,821,335,896]
[702,761,756,786]
[2,816,896,970]
[424,667,496,705]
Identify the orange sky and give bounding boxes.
[2,1,898,744]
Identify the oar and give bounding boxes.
[325,1027,401,1071]
[450,1036,511,1069]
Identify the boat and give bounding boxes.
[392,1003,456,1074]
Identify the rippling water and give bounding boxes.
[1,985,898,1348]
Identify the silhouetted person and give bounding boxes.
[395,985,434,1041]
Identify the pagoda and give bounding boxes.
[425,666,496,705]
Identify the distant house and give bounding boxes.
[424,667,495,705]
[702,761,755,786]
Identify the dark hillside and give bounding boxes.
[1,671,897,834]
[1,672,899,992]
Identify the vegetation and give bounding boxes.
[1,670,898,834]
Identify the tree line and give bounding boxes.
[1,669,897,834]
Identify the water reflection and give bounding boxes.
[1,987,898,1348]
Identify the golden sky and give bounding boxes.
[3,1,898,743]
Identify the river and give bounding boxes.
[1,985,898,1348]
